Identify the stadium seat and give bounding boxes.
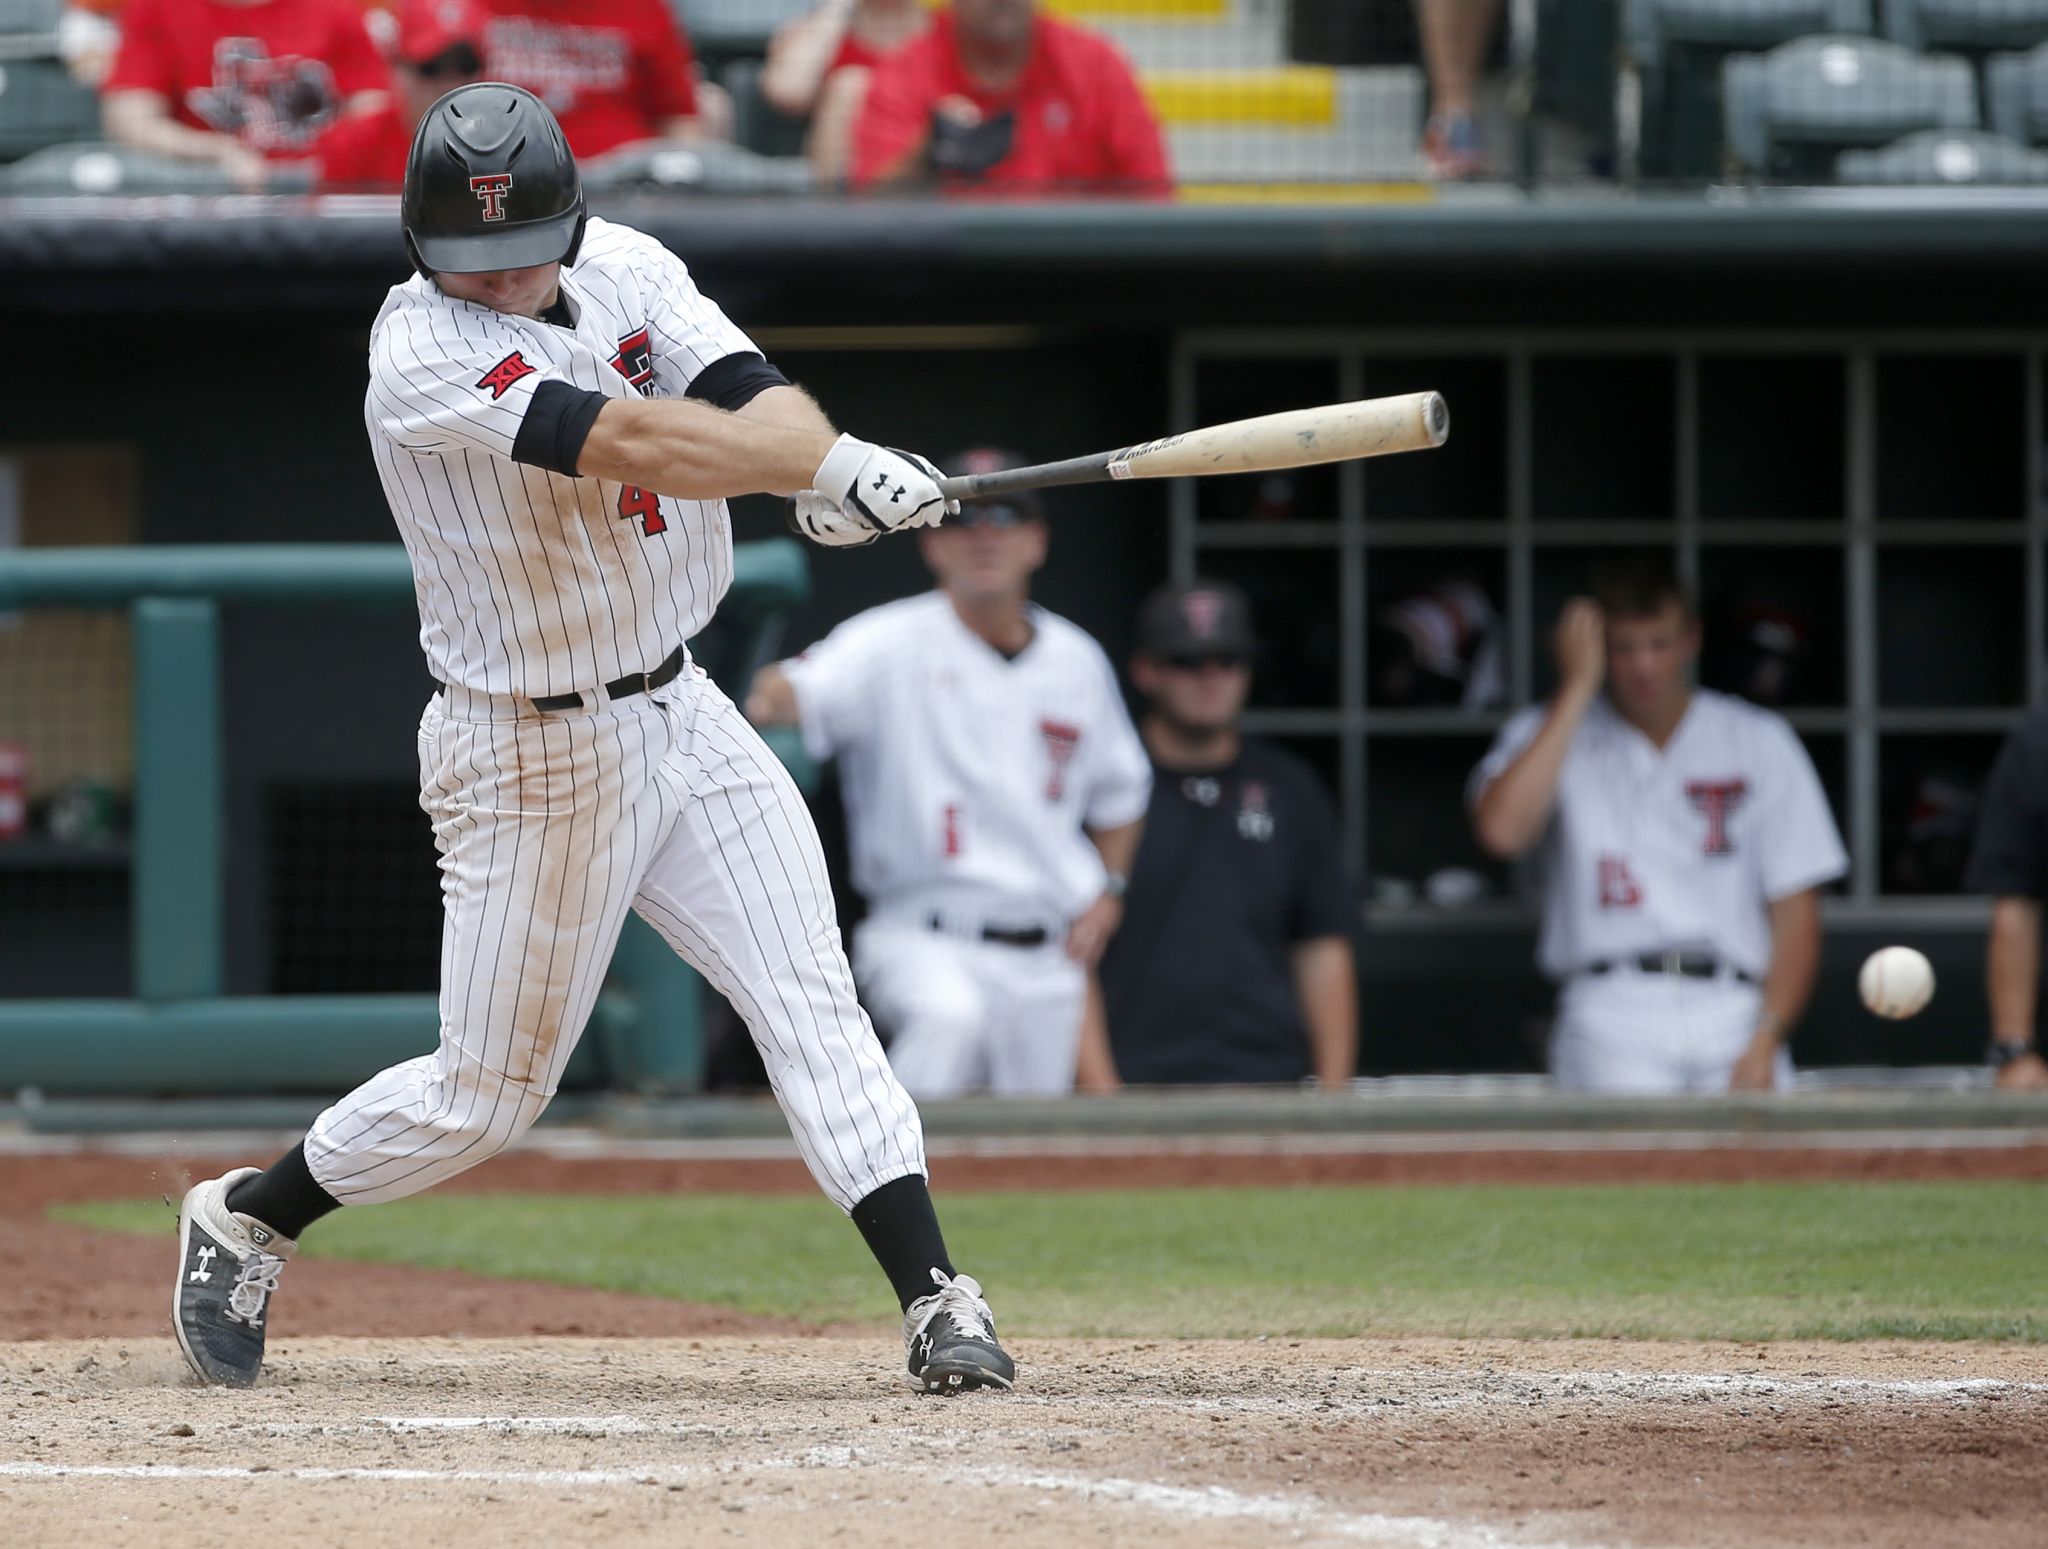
[1985,39,2048,138]
[720,56,808,161]
[578,138,815,194]
[1880,0,2048,53]
[1835,123,2048,177]
[1723,33,1978,178]
[0,140,238,193]
[1622,0,1873,177]
[669,0,814,73]
[0,58,102,163]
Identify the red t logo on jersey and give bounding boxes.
[1040,719,1081,801]
[469,173,512,222]
[1598,856,1643,909]
[610,328,654,389]
[476,350,536,400]
[1686,779,1749,856]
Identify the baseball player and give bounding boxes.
[1468,556,1846,1093]
[171,82,1014,1397]
[746,457,1151,1099]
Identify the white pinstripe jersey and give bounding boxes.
[366,216,758,697]
[783,593,1153,920]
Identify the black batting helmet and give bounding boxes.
[402,82,585,277]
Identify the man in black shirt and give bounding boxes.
[1086,581,1358,1089]
[1962,707,2048,1089]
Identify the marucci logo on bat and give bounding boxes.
[1107,433,1186,480]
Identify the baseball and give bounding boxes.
[1859,946,1935,1019]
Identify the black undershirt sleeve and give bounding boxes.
[686,351,792,412]
[510,379,608,478]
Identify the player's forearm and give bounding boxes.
[102,91,237,162]
[1087,819,1143,883]
[1987,896,2042,1045]
[1471,684,1596,858]
[735,383,837,437]
[580,397,836,501]
[1753,888,1823,1048]
[1291,936,1358,1090]
[745,664,801,728]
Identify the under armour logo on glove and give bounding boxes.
[809,435,959,541]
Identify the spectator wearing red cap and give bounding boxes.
[313,0,486,188]
[102,0,389,190]
[762,0,927,182]
[478,0,721,158]
[850,0,1169,195]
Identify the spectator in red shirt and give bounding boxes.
[479,0,720,158]
[761,0,927,182]
[850,0,1169,195]
[314,0,486,188]
[102,0,388,189]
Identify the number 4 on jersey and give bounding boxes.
[617,484,665,537]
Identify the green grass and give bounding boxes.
[60,1182,2048,1341]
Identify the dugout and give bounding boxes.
[1,192,2044,1086]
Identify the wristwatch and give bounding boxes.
[1102,870,1129,900]
[1987,1037,2039,1070]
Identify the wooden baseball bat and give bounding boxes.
[937,391,1449,502]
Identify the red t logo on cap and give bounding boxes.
[1182,590,1224,637]
[469,173,512,222]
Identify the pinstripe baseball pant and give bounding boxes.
[303,666,926,1211]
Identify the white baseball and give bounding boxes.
[1859,946,1935,1020]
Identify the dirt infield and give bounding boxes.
[5,1142,2046,1547]
[5,1336,2045,1549]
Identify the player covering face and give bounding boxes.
[1469,556,1845,1095]
[169,83,1015,1398]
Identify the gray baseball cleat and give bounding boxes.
[903,1270,1015,1394]
[171,1168,297,1388]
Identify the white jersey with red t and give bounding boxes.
[782,591,1152,925]
[1470,687,1847,981]
[365,215,756,698]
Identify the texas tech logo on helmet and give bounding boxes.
[469,173,512,222]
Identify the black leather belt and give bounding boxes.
[437,643,687,713]
[1587,951,1758,987]
[928,914,1048,949]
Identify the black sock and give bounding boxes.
[225,1142,342,1241]
[851,1174,956,1311]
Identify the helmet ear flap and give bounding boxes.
[404,229,434,280]
[561,203,587,269]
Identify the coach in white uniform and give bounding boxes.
[1468,558,1846,1093]
[749,453,1151,1099]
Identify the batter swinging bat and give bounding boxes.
[938,390,1449,503]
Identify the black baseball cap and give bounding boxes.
[1136,579,1258,659]
[941,448,1045,527]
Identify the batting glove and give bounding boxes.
[812,435,957,534]
[786,489,883,547]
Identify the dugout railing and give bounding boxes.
[0,540,810,1097]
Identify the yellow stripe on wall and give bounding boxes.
[1141,68,1340,127]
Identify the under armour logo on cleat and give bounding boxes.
[190,1246,217,1283]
